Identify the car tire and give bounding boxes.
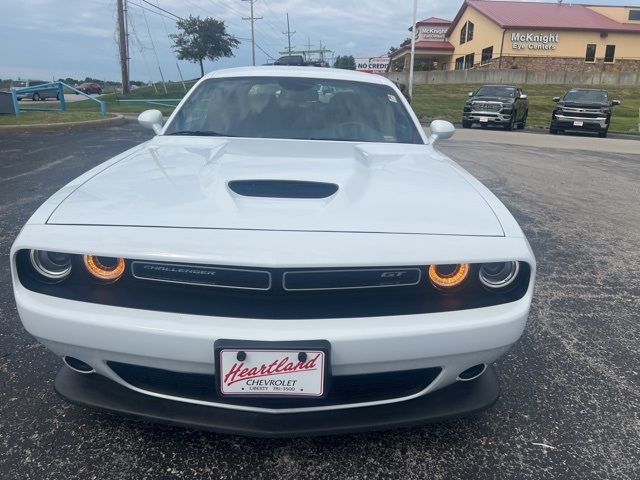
[549,128,558,135]
[462,120,472,129]
[32,93,41,101]
[598,129,608,138]
[504,117,515,131]
[517,111,528,130]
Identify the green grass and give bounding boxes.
[411,84,640,133]
[0,111,110,126]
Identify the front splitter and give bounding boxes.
[55,366,500,438]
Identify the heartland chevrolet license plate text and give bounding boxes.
[219,349,325,396]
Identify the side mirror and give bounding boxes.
[553,97,560,102]
[429,120,455,144]
[612,100,621,106]
[468,92,474,97]
[520,94,528,100]
[138,109,164,135]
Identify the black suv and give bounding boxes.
[274,55,306,66]
[550,88,620,138]
[463,85,529,131]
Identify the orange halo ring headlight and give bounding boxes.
[428,263,470,289]
[83,255,126,282]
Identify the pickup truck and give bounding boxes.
[462,85,529,131]
[550,88,620,138]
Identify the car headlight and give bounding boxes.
[479,261,520,289]
[29,250,72,282]
[83,255,126,282]
[428,263,470,289]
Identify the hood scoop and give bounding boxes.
[228,180,339,199]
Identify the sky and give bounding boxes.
[0,0,633,82]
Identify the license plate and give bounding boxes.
[573,121,584,126]
[216,342,328,397]
[479,117,489,123]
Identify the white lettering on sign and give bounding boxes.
[511,32,560,51]
[356,56,391,74]
[417,26,447,41]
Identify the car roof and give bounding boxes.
[204,66,393,86]
[479,85,517,88]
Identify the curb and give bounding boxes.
[0,114,127,133]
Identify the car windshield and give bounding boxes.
[475,86,515,98]
[563,89,608,103]
[164,76,423,144]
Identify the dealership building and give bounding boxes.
[390,0,640,72]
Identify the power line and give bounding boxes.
[138,0,182,20]
[128,11,158,92]
[255,43,275,62]
[155,0,187,91]
[128,1,178,22]
[140,4,168,93]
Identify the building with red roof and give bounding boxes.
[390,1,640,73]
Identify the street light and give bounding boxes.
[409,0,417,102]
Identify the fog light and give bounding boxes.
[29,250,72,281]
[83,255,125,282]
[428,263,469,289]
[479,261,519,289]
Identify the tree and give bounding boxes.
[334,55,356,70]
[170,15,239,77]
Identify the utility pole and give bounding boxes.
[305,37,314,61]
[283,13,295,56]
[117,0,130,94]
[242,0,262,66]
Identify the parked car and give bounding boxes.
[76,82,102,95]
[550,88,620,138]
[274,55,306,66]
[11,80,59,101]
[11,67,535,437]
[463,85,529,130]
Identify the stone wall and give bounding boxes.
[383,67,640,86]
[487,56,640,74]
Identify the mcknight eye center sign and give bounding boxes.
[511,32,560,51]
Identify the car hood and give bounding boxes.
[47,137,504,236]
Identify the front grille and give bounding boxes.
[561,108,604,119]
[108,361,442,408]
[473,102,502,112]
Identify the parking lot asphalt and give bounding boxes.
[1,124,638,480]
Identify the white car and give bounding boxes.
[10,67,535,437]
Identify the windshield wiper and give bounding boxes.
[167,130,234,137]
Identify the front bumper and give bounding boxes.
[463,111,513,125]
[16,283,529,414]
[55,364,500,437]
[552,114,608,130]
